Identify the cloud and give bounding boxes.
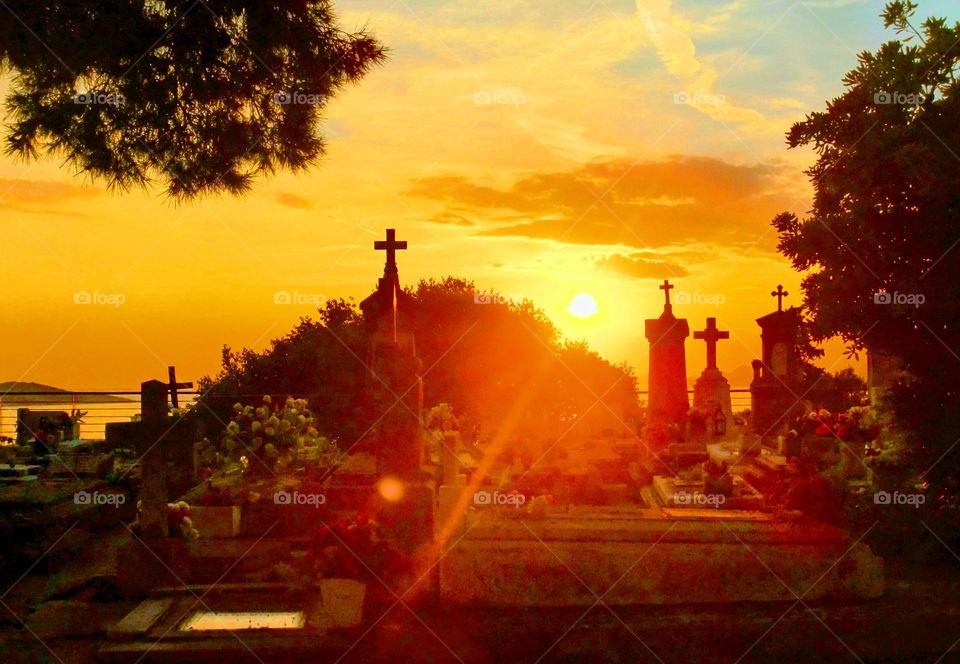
[426,211,474,226]
[274,192,314,210]
[0,178,101,204]
[635,0,766,127]
[407,155,792,250]
[597,251,690,279]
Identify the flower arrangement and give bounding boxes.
[792,406,881,443]
[167,500,201,541]
[201,396,339,476]
[687,408,709,438]
[131,499,200,541]
[270,511,411,591]
[642,418,682,447]
[307,512,411,583]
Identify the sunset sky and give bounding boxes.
[2,0,956,392]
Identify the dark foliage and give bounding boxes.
[195,278,641,457]
[772,2,960,530]
[0,0,386,199]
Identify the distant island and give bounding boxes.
[0,382,132,405]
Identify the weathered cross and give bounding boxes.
[167,366,193,410]
[660,279,674,306]
[771,284,789,312]
[694,317,729,370]
[374,228,407,271]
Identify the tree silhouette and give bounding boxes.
[773,1,960,510]
[0,0,385,199]
[196,278,641,458]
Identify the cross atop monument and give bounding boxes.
[374,228,407,274]
[693,318,729,370]
[660,279,674,306]
[771,284,789,312]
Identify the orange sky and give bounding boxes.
[4,0,954,392]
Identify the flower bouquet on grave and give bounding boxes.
[686,408,710,443]
[130,499,200,541]
[702,458,733,497]
[214,396,340,477]
[303,513,413,628]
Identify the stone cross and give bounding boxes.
[694,317,729,370]
[166,366,192,410]
[660,279,674,306]
[771,284,789,312]
[374,228,407,272]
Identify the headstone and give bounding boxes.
[644,280,690,425]
[137,379,169,539]
[750,288,805,444]
[692,317,733,438]
[359,228,426,478]
[16,408,71,451]
[116,378,191,595]
[358,229,434,553]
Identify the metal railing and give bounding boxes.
[0,391,200,441]
[0,388,756,443]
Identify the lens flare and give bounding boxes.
[377,476,405,502]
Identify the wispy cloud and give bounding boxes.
[596,251,690,279]
[635,0,766,127]
[274,192,314,210]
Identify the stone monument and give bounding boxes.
[749,285,804,447]
[116,378,191,595]
[644,279,690,424]
[358,229,434,553]
[359,228,426,477]
[692,317,733,438]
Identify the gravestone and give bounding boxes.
[644,280,690,425]
[358,229,434,552]
[692,317,733,438]
[16,408,72,451]
[115,378,192,595]
[359,228,426,477]
[750,286,805,446]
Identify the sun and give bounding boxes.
[566,293,599,318]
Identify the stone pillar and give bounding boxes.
[117,378,190,596]
[644,306,690,424]
[138,379,169,539]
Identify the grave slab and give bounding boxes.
[439,510,883,606]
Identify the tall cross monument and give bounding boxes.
[692,317,733,437]
[359,228,425,477]
[643,279,690,429]
[374,228,407,276]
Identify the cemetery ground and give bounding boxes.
[0,235,956,662]
[1,446,960,663]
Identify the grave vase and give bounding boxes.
[320,578,366,628]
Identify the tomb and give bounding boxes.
[692,317,733,440]
[749,286,806,449]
